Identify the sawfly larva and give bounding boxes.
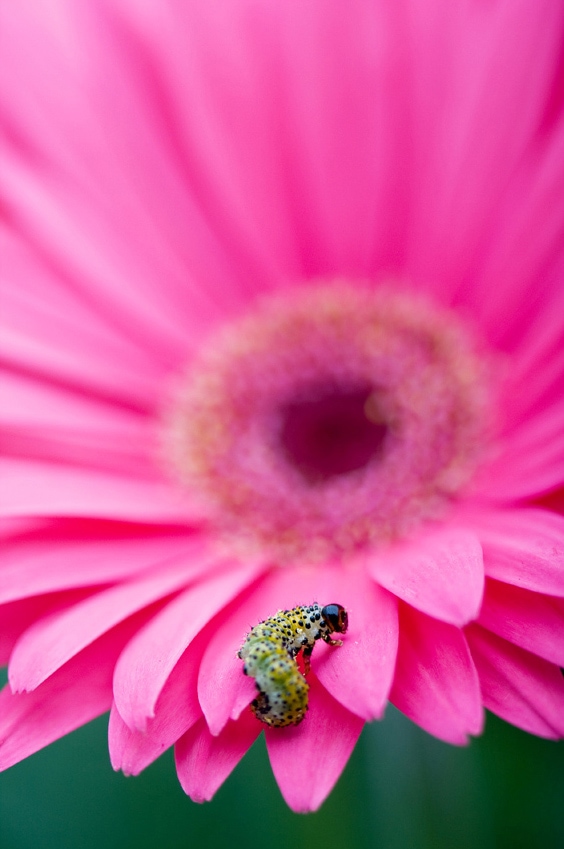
[238,603,348,727]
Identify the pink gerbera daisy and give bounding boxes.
[1,0,564,813]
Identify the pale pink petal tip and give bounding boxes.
[108,636,205,775]
[472,508,564,597]
[478,579,564,667]
[467,625,564,739]
[112,561,262,731]
[368,527,484,626]
[175,712,261,803]
[7,556,195,694]
[0,638,115,771]
[312,572,398,721]
[266,675,364,813]
[390,606,483,745]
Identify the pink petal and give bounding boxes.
[495,258,564,422]
[367,526,484,625]
[1,3,269,354]
[466,119,564,356]
[198,566,329,735]
[0,624,132,770]
[266,673,364,813]
[0,592,89,665]
[466,624,564,739]
[198,564,386,734]
[476,400,564,501]
[468,508,564,596]
[0,367,152,431]
[115,0,409,280]
[1,421,161,483]
[0,141,200,369]
[113,560,264,731]
[175,711,261,804]
[108,633,206,776]
[8,544,213,692]
[405,0,564,301]
[479,579,564,667]
[311,569,398,720]
[0,228,174,411]
[0,521,195,604]
[0,455,192,522]
[389,604,483,745]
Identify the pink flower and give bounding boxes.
[1,0,564,813]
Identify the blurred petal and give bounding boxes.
[468,508,564,596]
[175,711,261,803]
[0,456,192,522]
[8,545,212,691]
[466,624,564,738]
[266,673,364,812]
[108,633,206,775]
[478,579,564,667]
[476,401,564,501]
[312,569,398,720]
[389,604,483,744]
[0,521,195,604]
[368,527,484,625]
[0,592,90,665]
[113,560,264,731]
[0,624,136,770]
[198,567,324,735]
[407,0,564,303]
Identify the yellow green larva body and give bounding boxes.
[238,603,348,727]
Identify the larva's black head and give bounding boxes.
[321,604,348,634]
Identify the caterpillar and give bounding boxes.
[238,603,348,727]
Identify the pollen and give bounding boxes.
[165,283,492,563]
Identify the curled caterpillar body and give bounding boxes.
[238,603,348,727]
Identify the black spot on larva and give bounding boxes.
[238,603,348,728]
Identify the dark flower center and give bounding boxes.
[166,284,490,563]
[278,385,388,483]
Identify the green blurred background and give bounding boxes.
[1,688,563,849]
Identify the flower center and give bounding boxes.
[166,284,490,563]
[278,383,388,483]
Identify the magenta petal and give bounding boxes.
[8,547,211,692]
[368,527,484,625]
[482,410,564,501]
[1,418,161,485]
[479,579,564,666]
[312,570,398,720]
[389,604,483,745]
[466,624,564,738]
[175,712,261,803]
[200,565,394,733]
[0,456,191,522]
[0,625,130,770]
[0,366,152,432]
[0,249,174,413]
[0,592,89,665]
[108,634,206,776]
[469,508,564,596]
[113,560,264,731]
[406,0,564,299]
[0,522,196,604]
[198,566,325,735]
[266,673,363,812]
